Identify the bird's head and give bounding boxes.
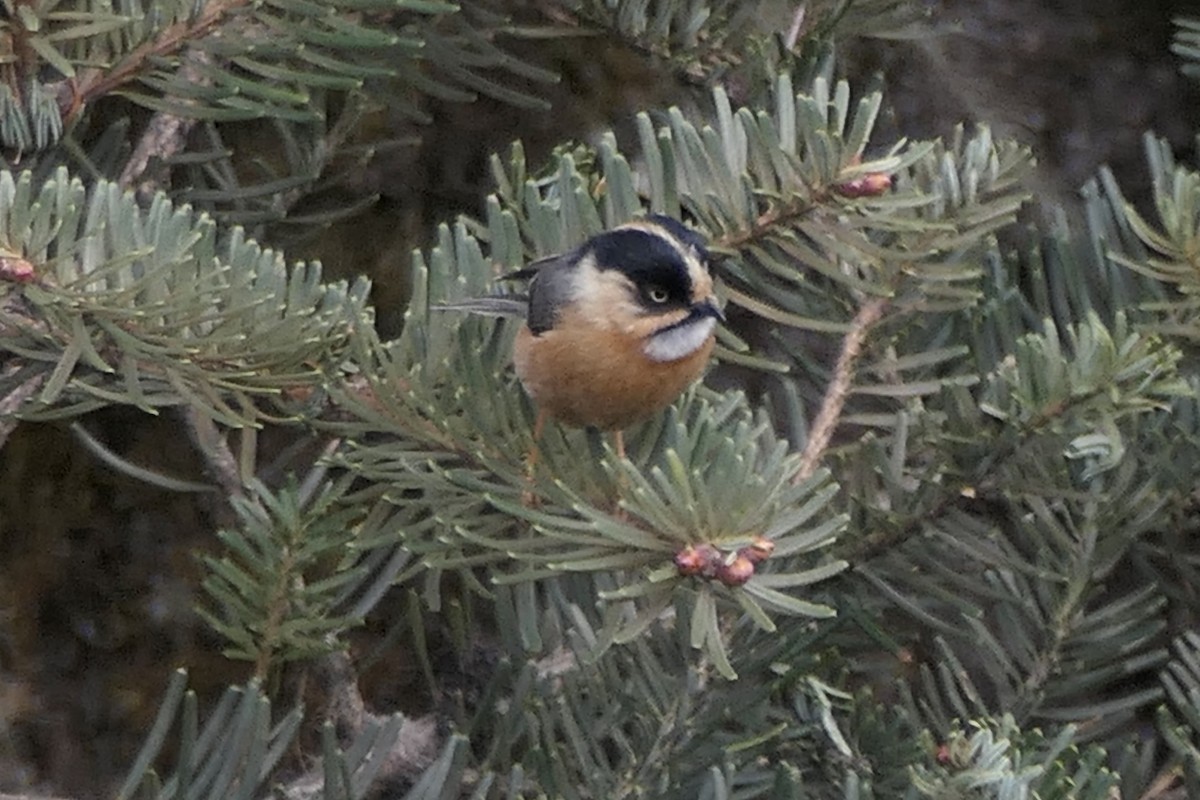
[568,216,723,362]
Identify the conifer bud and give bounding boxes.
[675,543,720,577]
[834,172,892,198]
[0,254,34,283]
[740,535,775,564]
[674,545,705,576]
[717,554,755,586]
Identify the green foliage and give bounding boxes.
[564,0,766,77]
[8,4,1200,800]
[1110,134,1200,339]
[319,71,1067,796]
[1173,16,1200,82]
[0,0,563,243]
[0,167,368,426]
[1160,631,1200,795]
[336,74,1003,676]
[0,0,547,144]
[116,669,421,800]
[909,716,1118,800]
[975,312,1185,478]
[197,478,368,671]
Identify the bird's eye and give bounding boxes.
[645,285,670,304]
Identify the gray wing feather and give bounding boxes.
[526,255,577,334]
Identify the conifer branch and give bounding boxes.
[795,296,888,483]
[277,652,441,800]
[5,4,1181,792]
[62,0,246,125]
[784,2,808,49]
[0,291,45,448]
[118,52,212,195]
[186,408,245,499]
[0,370,44,449]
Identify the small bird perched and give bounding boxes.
[442,215,723,459]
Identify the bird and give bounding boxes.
[440,215,724,462]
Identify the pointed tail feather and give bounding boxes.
[431,296,528,319]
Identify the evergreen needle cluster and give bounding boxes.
[3,1,1200,799]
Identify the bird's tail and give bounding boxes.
[430,295,528,318]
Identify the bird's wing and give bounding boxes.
[521,255,578,334]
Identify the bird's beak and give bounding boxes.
[692,297,725,324]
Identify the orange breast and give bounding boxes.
[512,315,714,431]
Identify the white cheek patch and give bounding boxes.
[643,316,717,363]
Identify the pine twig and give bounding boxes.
[785,3,808,50]
[278,652,441,800]
[0,288,47,447]
[185,407,245,498]
[794,297,888,483]
[0,370,45,449]
[61,0,249,125]
[118,51,213,197]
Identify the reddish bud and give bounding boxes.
[740,535,775,564]
[0,254,35,283]
[281,384,317,403]
[833,172,892,198]
[674,543,721,577]
[716,555,755,587]
[674,546,706,576]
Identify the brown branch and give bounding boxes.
[118,50,213,196]
[278,652,441,800]
[62,0,250,126]
[794,296,888,483]
[1,289,49,449]
[0,370,45,449]
[784,3,808,50]
[185,406,245,498]
[721,201,816,250]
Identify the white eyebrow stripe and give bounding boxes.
[642,316,717,363]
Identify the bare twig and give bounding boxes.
[785,4,808,50]
[0,370,45,449]
[118,109,195,195]
[61,0,248,125]
[1,273,49,448]
[278,652,441,800]
[118,51,213,196]
[185,406,245,498]
[1138,766,1185,800]
[794,297,888,483]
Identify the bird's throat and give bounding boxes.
[642,316,717,363]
